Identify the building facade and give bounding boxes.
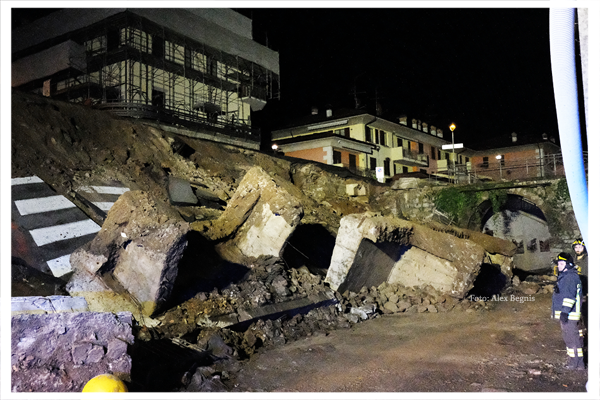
[12,9,280,149]
[271,108,473,181]
[468,133,565,181]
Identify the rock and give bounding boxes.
[167,176,198,206]
[325,212,487,298]
[512,275,521,286]
[427,304,438,313]
[391,178,420,190]
[384,302,399,313]
[192,166,303,264]
[417,305,428,313]
[518,282,540,295]
[184,367,228,392]
[396,300,411,312]
[11,311,134,392]
[67,190,189,318]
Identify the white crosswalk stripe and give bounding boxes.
[29,219,101,247]
[11,176,44,185]
[92,201,118,211]
[14,195,77,215]
[45,254,74,278]
[11,176,128,278]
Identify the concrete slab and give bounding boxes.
[11,296,89,315]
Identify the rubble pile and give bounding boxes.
[509,274,558,295]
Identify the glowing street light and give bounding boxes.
[449,123,456,182]
[496,154,503,179]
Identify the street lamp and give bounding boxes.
[496,154,502,179]
[449,123,456,182]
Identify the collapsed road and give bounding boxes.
[8,90,588,394]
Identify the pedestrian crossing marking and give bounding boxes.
[46,254,73,277]
[12,176,128,278]
[14,195,77,216]
[29,219,101,247]
[11,176,44,185]
[92,201,117,211]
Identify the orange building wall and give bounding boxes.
[285,147,327,163]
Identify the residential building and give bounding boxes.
[468,132,565,181]
[271,108,473,181]
[12,8,280,150]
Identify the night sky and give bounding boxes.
[238,7,564,148]
[12,7,568,148]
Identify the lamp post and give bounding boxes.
[449,123,456,182]
[496,154,502,179]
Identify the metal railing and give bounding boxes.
[96,102,261,142]
[443,152,587,183]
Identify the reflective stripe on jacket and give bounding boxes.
[551,268,582,321]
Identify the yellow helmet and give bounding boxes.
[82,374,128,392]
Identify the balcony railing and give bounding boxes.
[389,147,429,167]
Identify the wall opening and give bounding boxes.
[467,263,507,299]
[282,224,336,276]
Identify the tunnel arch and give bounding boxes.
[469,193,552,273]
[474,193,547,230]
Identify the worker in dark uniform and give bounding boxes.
[552,252,585,370]
[571,239,588,345]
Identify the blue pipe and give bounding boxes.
[549,8,588,244]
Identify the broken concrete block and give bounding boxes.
[67,190,189,318]
[346,183,367,197]
[391,177,420,190]
[11,295,89,315]
[11,311,134,392]
[325,212,488,298]
[192,166,303,264]
[168,176,198,206]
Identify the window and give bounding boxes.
[379,130,386,146]
[107,29,120,51]
[152,88,165,108]
[152,35,164,58]
[333,150,342,164]
[370,157,377,171]
[384,158,391,176]
[482,156,489,168]
[438,149,441,160]
[365,127,372,143]
[418,143,424,154]
[431,146,436,160]
[349,154,356,168]
[403,166,409,173]
[207,57,217,76]
[466,157,470,164]
[397,137,402,147]
[445,152,450,161]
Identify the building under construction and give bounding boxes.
[12,8,280,149]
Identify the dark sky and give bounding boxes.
[237,8,562,147]
[12,7,564,147]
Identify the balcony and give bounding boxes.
[389,147,429,167]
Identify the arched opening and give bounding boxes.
[473,194,552,274]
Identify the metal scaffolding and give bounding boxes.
[49,11,280,143]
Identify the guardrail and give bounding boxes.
[446,152,587,183]
[96,102,261,143]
